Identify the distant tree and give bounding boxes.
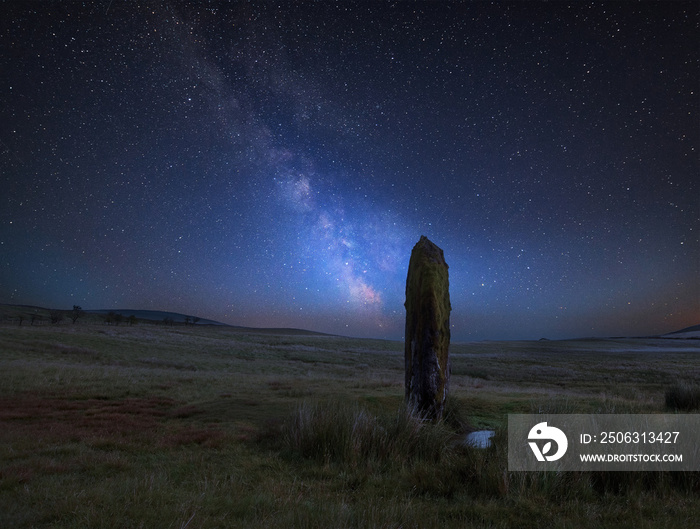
[192,317,201,325]
[49,310,64,324]
[30,313,40,325]
[17,315,25,326]
[162,317,174,327]
[70,305,84,324]
[103,312,114,325]
[184,316,191,325]
[113,313,123,326]
[128,315,137,326]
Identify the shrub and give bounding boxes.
[284,400,453,468]
[665,383,700,411]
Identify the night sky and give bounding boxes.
[1,1,698,341]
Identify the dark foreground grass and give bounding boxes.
[285,400,454,468]
[665,383,700,411]
[1,323,699,528]
[281,399,699,505]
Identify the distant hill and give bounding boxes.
[87,309,330,335]
[663,324,700,339]
[86,309,228,326]
[667,324,700,334]
[0,303,328,336]
[0,304,228,326]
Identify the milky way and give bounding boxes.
[1,2,697,339]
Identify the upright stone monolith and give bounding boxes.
[404,235,451,421]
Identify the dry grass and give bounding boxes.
[1,320,699,528]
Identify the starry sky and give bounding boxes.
[1,1,698,341]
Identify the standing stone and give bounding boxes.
[404,235,451,421]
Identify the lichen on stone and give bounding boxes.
[404,235,451,421]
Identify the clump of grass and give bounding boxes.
[284,400,453,468]
[664,383,700,411]
[442,396,468,432]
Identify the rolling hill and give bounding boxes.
[0,304,329,336]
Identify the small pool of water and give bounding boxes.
[464,430,495,448]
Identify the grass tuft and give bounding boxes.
[664,383,700,411]
[284,400,453,468]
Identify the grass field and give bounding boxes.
[1,319,698,528]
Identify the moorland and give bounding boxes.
[0,309,698,528]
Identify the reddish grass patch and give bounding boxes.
[169,404,203,419]
[0,458,85,489]
[161,426,227,448]
[0,464,34,485]
[0,393,175,445]
[0,392,231,455]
